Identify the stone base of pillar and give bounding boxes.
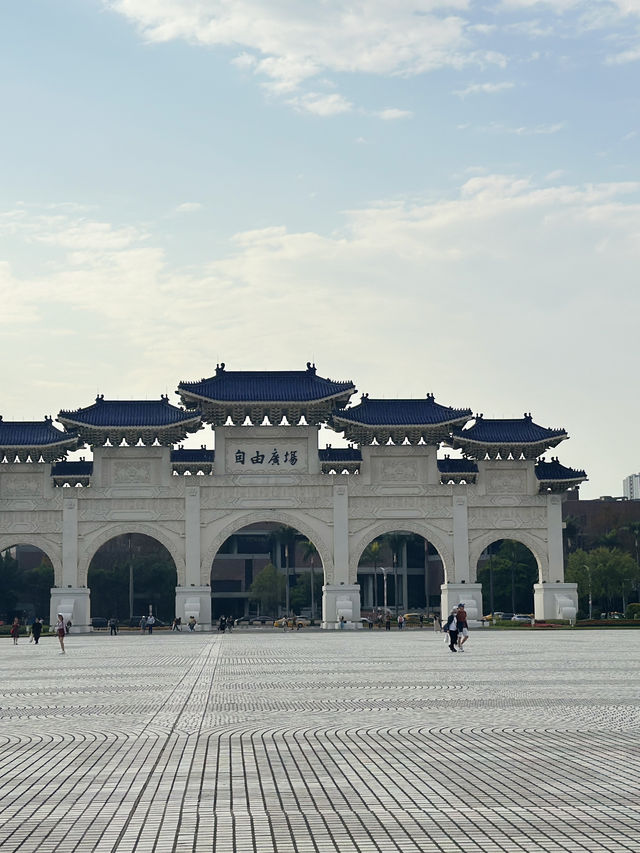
[322,584,361,629]
[534,583,577,622]
[440,583,484,626]
[50,587,91,634]
[175,587,212,630]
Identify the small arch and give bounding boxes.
[0,540,57,620]
[78,523,186,587]
[0,536,62,586]
[469,530,546,584]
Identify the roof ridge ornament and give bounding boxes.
[306,362,316,374]
[216,363,226,375]
[426,392,434,402]
[96,394,104,402]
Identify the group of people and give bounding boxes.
[10,615,69,653]
[444,603,469,652]
[139,614,157,633]
[217,615,232,633]
[171,616,197,632]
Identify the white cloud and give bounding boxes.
[103,1,507,111]
[473,120,567,135]
[288,92,353,116]
[453,81,515,96]
[175,202,204,214]
[373,108,414,120]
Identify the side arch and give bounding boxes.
[78,523,186,587]
[201,510,334,585]
[469,530,547,584]
[349,521,453,584]
[0,536,63,586]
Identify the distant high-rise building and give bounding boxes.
[623,473,640,500]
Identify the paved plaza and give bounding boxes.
[0,628,638,853]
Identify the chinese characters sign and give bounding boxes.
[226,442,307,473]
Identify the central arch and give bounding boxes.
[200,510,333,585]
[349,521,453,584]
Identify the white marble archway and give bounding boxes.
[468,530,546,585]
[349,520,453,584]
[0,536,62,586]
[78,523,185,587]
[200,510,334,585]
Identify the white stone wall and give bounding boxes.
[0,428,576,629]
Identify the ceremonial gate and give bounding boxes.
[0,364,586,630]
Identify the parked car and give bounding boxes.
[498,613,514,621]
[274,616,310,629]
[511,614,532,623]
[91,617,108,629]
[403,613,423,626]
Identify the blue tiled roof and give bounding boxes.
[437,457,479,474]
[178,363,355,403]
[0,417,77,446]
[452,414,567,444]
[52,461,94,476]
[170,448,215,463]
[58,396,201,427]
[333,394,471,426]
[535,459,586,481]
[318,446,362,462]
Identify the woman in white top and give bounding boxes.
[55,614,66,654]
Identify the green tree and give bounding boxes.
[248,563,285,617]
[567,547,639,615]
[269,525,302,614]
[0,550,21,620]
[301,540,321,619]
[477,540,538,614]
[359,539,385,609]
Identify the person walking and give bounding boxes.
[433,613,442,633]
[443,608,458,652]
[55,614,66,654]
[32,617,43,645]
[456,603,469,651]
[10,617,20,645]
[397,614,405,630]
[188,616,196,632]
[108,617,118,636]
[385,613,391,631]
[139,615,147,634]
[146,614,156,634]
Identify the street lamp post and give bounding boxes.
[379,567,391,611]
[489,547,495,622]
[393,555,399,618]
[128,533,134,621]
[583,564,592,620]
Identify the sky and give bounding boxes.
[1,0,638,498]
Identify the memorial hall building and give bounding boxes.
[0,363,587,630]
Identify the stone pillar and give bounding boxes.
[323,481,360,628]
[546,494,564,582]
[452,495,469,583]
[322,584,361,630]
[62,496,79,588]
[52,496,91,632]
[177,484,211,629]
[50,588,90,633]
[534,583,578,622]
[184,485,201,586]
[175,587,212,630]
[440,583,484,626]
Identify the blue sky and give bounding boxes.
[1,0,638,497]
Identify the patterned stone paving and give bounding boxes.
[0,628,638,853]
